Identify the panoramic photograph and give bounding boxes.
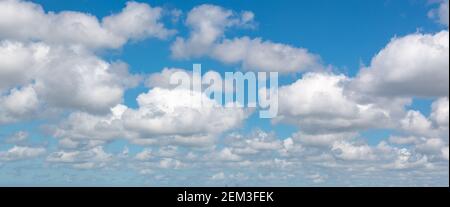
[0,0,448,190]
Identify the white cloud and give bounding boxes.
[124,88,248,137]
[146,68,189,89]
[0,40,46,92]
[384,148,431,170]
[416,138,446,154]
[388,135,421,145]
[159,158,184,169]
[400,110,434,136]
[171,4,254,59]
[135,149,153,161]
[292,132,357,148]
[5,131,29,143]
[429,0,449,27]
[212,37,321,73]
[46,146,112,169]
[0,145,46,161]
[103,1,175,40]
[275,73,392,134]
[224,130,285,156]
[442,146,449,160]
[430,97,449,129]
[52,87,250,148]
[170,4,321,73]
[210,172,226,180]
[216,148,242,161]
[0,40,140,119]
[352,31,449,98]
[0,86,38,123]
[0,0,174,49]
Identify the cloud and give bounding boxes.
[442,146,449,160]
[171,4,254,59]
[212,37,322,73]
[52,87,250,148]
[430,97,449,129]
[103,1,175,40]
[275,72,393,134]
[388,136,421,145]
[5,131,29,143]
[170,4,321,73]
[400,110,435,136]
[0,0,448,186]
[224,130,285,156]
[216,148,242,161]
[0,0,174,49]
[331,141,375,161]
[352,31,449,98]
[146,68,189,89]
[0,40,140,121]
[428,0,449,27]
[292,132,357,148]
[46,146,112,169]
[0,146,46,161]
[0,85,38,124]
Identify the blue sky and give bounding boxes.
[0,0,448,186]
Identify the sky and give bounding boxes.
[0,0,448,186]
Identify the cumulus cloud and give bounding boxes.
[0,85,38,123]
[352,31,449,98]
[171,4,254,59]
[170,4,321,73]
[216,148,242,161]
[0,146,46,161]
[0,0,448,186]
[0,0,174,49]
[224,130,286,156]
[212,37,322,73]
[46,146,112,169]
[430,97,449,129]
[52,87,250,148]
[0,40,140,121]
[275,72,392,134]
[331,141,375,161]
[400,110,435,136]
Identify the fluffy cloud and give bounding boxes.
[292,132,357,148]
[0,0,174,49]
[0,146,46,161]
[0,86,38,124]
[212,37,322,73]
[352,31,449,98]
[46,146,112,169]
[171,4,321,73]
[400,110,435,136]
[171,4,254,59]
[103,2,175,40]
[52,87,250,148]
[125,88,248,137]
[0,40,140,121]
[331,141,375,161]
[0,40,46,92]
[224,130,286,156]
[430,97,449,129]
[275,73,392,134]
